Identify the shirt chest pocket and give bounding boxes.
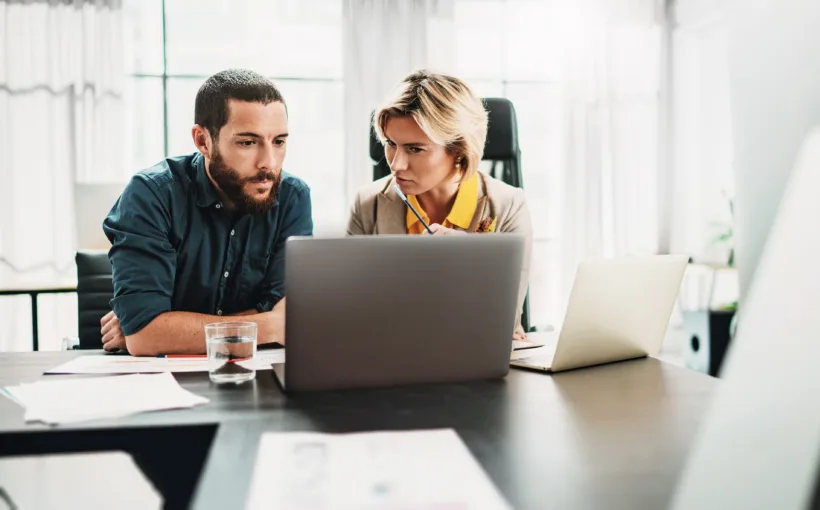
[240,253,270,296]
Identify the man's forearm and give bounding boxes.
[125,310,263,356]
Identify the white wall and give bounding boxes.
[726,0,820,301]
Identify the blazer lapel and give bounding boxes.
[375,180,408,234]
[466,197,489,232]
[465,173,491,232]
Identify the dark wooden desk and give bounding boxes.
[0,352,717,510]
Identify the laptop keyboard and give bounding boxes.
[516,353,554,365]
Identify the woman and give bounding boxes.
[347,70,533,341]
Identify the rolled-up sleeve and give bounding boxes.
[255,185,313,312]
[103,175,176,335]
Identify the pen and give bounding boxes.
[393,184,434,235]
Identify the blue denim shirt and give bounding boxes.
[103,152,313,336]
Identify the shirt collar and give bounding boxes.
[194,153,221,208]
[405,172,479,230]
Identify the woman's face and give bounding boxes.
[383,116,457,196]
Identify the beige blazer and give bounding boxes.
[347,172,533,330]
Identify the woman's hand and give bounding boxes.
[513,326,527,341]
[424,223,467,236]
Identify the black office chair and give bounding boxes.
[75,250,113,349]
[369,98,532,331]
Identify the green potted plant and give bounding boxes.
[682,193,738,376]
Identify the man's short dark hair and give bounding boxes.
[194,69,285,139]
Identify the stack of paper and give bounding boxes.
[245,428,512,510]
[1,373,208,425]
[45,349,285,375]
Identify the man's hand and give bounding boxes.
[513,325,527,341]
[423,223,468,236]
[100,311,127,352]
[257,298,286,346]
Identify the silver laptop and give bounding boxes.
[511,255,688,373]
[274,234,525,392]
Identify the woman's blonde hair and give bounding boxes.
[374,70,488,180]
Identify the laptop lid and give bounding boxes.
[283,234,524,391]
[550,255,688,372]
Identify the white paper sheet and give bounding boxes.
[2,373,208,425]
[245,429,512,510]
[45,349,285,375]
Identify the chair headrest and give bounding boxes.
[75,250,112,276]
[368,97,520,164]
[483,97,519,160]
[369,120,383,163]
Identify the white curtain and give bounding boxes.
[0,0,124,351]
[669,0,734,265]
[342,0,454,209]
[557,0,667,310]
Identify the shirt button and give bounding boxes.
[215,203,222,209]
[230,229,235,236]
[217,309,223,316]
[223,271,229,278]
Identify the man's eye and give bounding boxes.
[274,139,286,146]
[238,140,255,147]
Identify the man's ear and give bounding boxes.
[192,125,213,159]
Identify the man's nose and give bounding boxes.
[258,143,279,170]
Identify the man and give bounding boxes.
[100,69,312,356]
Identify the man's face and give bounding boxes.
[204,99,288,215]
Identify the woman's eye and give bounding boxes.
[408,147,423,154]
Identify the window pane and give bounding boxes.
[276,80,345,231]
[166,78,345,231]
[454,1,504,80]
[469,80,504,98]
[164,0,342,78]
[502,0,563,81]
[123,77,165,173]
[504,82,563,241]
[123,0,164,74]
[528,240,561,329]
[167,78,202,157]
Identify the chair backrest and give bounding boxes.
[368,97,532,331]
[370,97,524,188]
[75,250,113,349]
[482,97,524,188]
[370,119,390,181]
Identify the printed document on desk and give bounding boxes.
[1,373,208,425]
[245,428,512,510]
[45,349,285,374]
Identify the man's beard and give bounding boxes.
[208,150,281,215]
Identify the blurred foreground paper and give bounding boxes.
[246,428,512,510]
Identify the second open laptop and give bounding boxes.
[511,254,688,373]
[274,234,525,392]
